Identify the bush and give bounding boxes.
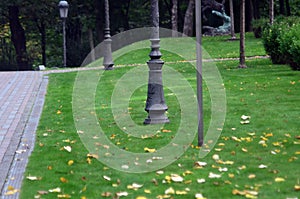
[288,24,300,70]
[262,16,300,70]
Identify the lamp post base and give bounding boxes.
[103,37,114,70]
[144,105,169,125]
[144,59,169,125]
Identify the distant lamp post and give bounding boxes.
[103,0,114,70]
[144,0,169,124]
[58,0,69,67]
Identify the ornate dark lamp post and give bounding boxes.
[58,0,69,67]
[144,0,169,124]
[103,0,114,70]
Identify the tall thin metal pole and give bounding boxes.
[238,0,247,68]
[195,0,203,146]
[103,0,114,69]
[62,19,66,67]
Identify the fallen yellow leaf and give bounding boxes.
[144,147,156,153]
[245,194,257,199]
[275,177,285,182]
[136,196,147,199]
[232,189,246,195]
[228,173,235,178]
[294,185,300,191]
[67,160,74,166]
[176,190,187,195]
[57,194,71,198]
[248,174,256,179]
[144,189,151,194]
[5,186,19,196]
[48,187,61,193]
[60,177,68,183]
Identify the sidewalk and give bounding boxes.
[0,71,47,199]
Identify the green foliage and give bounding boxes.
[251,18,269,38]
[262,16,300,70]
[287,24,300,70]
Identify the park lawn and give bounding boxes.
[19,36,300,199]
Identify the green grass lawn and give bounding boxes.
[18,34,300,199]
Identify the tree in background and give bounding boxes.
[239,0,247,68]
[183,0,195,36]
[269,0,274,24]
[171,0,178,37]
[8,5,31,70]
[229,0,236,39]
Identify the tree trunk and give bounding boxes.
[183,0,195,37]
[269,0,274,24]
[8,5,31,70]
[95,0,104,42]
[171,0,178,37]
[239,0,246,68]
[229,0,236,39]
[88,28,95,61]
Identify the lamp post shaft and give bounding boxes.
[62,19,67,67]
[195,0,203,146]
[144,0,169,124]
[103,0,114,69]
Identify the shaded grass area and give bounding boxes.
[19,37,300,199]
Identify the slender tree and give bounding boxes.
[8,5,31,70]
[238,0,247,68]
[171,0,178,37]
[229,0,236,39]
[183,0,195,36]
[269,0,274,24]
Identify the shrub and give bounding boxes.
[262,22,287,64]
[262,16,300,70]
[288,24,300,70]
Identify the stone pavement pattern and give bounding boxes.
[0,71,47,199]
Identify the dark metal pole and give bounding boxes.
[62,18,67,67]
[144,0,169,124]
[103,0,114,70]
[195,0,203,146]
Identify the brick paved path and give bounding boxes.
[0,71,47,199]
